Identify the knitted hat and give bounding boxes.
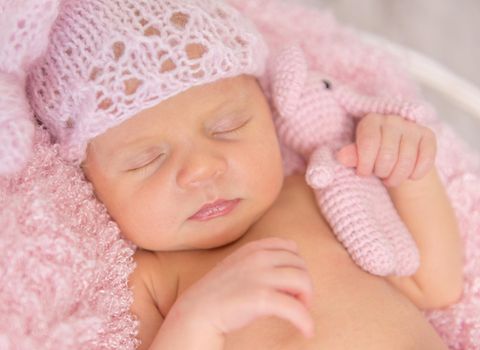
[1,0,268,174]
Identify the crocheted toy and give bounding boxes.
[0,0,61,176]
[269,44,437,276]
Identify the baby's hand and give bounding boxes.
[336,114,437,187]
[169,238,314,342]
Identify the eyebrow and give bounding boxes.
[106,90,249,161]
[105,139,161,168]
[111,138,155,155]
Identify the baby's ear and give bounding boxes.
[269,44,308,119]
[0,0,62,176]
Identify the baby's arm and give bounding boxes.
[129,250,224,350]
[336,114,464,310]
[385,167,463,309]
[129,240,314,349]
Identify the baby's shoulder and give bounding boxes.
[275,173,320,211]
[130,248,178,317]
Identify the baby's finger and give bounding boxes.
[257,290,315,338]
[240,237,299,255]
[248,249,308,271]
[383,134,420,187]
[336,143,358,168]
[373,124,402,178]
[264,267,314,308]
[409,128,437,180]
[222,238,299,267]
[355,115,382,176]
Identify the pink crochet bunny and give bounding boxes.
[0,0,61,176]
[269,44,438,276]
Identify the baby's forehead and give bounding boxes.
[145,75,256,121]
[89,75,257,154]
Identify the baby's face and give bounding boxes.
[82,74,284,251]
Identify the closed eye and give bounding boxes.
[128,154,165,172]
[212,117,251,136]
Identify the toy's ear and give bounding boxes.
[269,44,308,119]
[0,0,61,177]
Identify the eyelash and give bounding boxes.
[213,127,241,137]
[129,154,164,173]
[130,118,251,174]
[213,118,250,137]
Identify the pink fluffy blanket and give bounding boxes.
[1,0,480,349]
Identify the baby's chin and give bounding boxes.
[173,199,279,251]
[173,226,248,251]
[127,223,247,252]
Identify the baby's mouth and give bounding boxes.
[188,198,241,221]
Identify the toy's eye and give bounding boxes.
[322,79,332,90]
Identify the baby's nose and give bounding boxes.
[176,149,227,189]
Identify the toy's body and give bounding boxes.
[270,45,430,276]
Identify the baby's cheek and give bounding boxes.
[110,192,156,249]
[122,196,163,242]
[249,137,284,204]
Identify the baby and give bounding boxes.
[23,0,463,349]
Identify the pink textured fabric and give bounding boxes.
[0,1,479,349]
[24,0,268,167]
[0,125,139,349]
[269,44,431,276]
[0,0,61,176]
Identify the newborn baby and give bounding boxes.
[82,74,462,349]
[19,0,462,349]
